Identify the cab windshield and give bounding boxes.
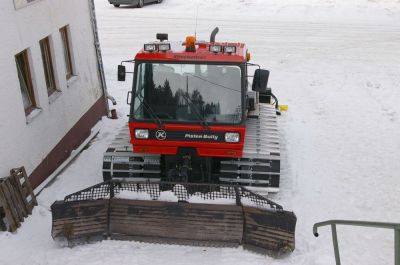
[132,62,243,125]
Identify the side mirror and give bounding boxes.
[252,69,269,92]
[118,65,126,81]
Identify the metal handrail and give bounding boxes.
[313,220,400,265]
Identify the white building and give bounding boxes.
[0,0,109,188]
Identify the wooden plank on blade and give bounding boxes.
[242,206,296,253]
[110,234,240,248]
[51,200,109,241]
[109,199,243,244]
[53,221,107,231]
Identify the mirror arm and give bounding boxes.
[118,60,135,81]
[246,62,261,70]
[247,63,262,88]
[120,60,135,65]
[120,60,135,73]
[251,64,262,89]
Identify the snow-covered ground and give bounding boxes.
[1,0,400,264]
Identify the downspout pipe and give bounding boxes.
[88,0,114,116]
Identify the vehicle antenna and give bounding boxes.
[194,0,199,38]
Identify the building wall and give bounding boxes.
[0,0,107,186]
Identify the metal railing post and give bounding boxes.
[314,220,400,265]
[331,224,341,265]
[395,228,400,265]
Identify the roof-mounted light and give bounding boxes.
[224,46,236,54]
[209,45,222,53]
[158,43,171,52]
[185,36,196,52]
[144,44,157,52]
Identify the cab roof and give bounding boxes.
[135,41,247,63]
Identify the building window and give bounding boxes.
[60,26,74,79]
[14,0,39,10]
[15,50,36,115]
[40,37,57,96]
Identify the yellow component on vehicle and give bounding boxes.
[279,105,288,112]
[246,52,251,61]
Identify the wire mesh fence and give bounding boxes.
[239,187,282,210]
[64,180,282,210]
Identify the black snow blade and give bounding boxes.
[51,180,296,255]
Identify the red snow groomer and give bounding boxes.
[104,28,281,191]
[51,28,296,255]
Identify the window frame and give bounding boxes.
[59,25,74,80]
[15,49,37,115]
[39,36,58,96]
[13,0,41,10]
[130,60,247,126]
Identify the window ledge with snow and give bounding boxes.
[14,0,43,10]
[49,90,62,105]
[66,75,80,88]
[26,108,42,124]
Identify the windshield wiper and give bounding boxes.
[180,92,209,130]
[134,95,164,128]
[187,73,241,93]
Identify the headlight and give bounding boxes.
[225,132,240,143]
[135,129,149,139]
[158,43,171,52]
[209,45,222,53]
[144,44,157,52]
[224,46,236,54]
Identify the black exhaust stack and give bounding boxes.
[156,33,168,42]
[210,27,219,43]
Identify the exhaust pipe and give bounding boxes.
[210,27,219,43]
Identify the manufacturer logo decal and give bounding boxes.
[173,55,206,60]
[155,130,167,140]
[184,133,219,141]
